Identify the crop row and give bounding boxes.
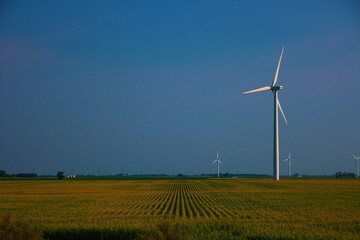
[115,183,236,219]
[0,178,359,239]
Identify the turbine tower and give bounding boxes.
[283,152,292,178]
[353,155,360,178]
[243,47,288,181]
[213,150,222,178]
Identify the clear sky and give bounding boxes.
[1,1,359,176]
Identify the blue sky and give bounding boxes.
[0,1,359,176]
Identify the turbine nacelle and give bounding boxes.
[271,86,283,92]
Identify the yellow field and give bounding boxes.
[0,178,359,239]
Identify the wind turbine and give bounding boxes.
[283,152,292,178]
[353,155,360,178]
[243,47,288,181]
[213,150,222,178]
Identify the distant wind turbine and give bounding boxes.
[213,150,222,178]
[283,152,292,178]
[243,47,288,181]
[353,155,360,178]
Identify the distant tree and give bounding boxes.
[224,172,229,178]
[57,171,65,180]
[0,170,7,178]
[177,173,184,177]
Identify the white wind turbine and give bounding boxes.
[213,150,222,178]
[243,47,288,181]
[353,154,360,178]
[283,152,292,178]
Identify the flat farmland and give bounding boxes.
[0,178,359,239]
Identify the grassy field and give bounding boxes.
[0,178,359,239]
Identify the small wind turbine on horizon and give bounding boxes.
[213,150,222,178]
[353,154,360,178]
[243,47,288,181]
[283,152,292,178]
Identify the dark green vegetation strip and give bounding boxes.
[43,228,141,240]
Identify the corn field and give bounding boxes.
[0,178,359,239]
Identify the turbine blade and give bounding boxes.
[289,152,292,159]
[272,46,284,87]
[219,161,222,164]
[289,161,292,167]
[213,160,217,164]
[283,159,289,162]
[243,86,271,94]
[277,98,288,125]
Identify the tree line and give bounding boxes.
[0,170,37,178]
[335,172,355,178]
